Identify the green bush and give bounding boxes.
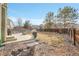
[0,33,3,47]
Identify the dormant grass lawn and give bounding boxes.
[37,32,64,46]
[25,31,64,46]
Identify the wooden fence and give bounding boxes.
[39,28,77,46]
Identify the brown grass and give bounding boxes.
[37,32,64,46]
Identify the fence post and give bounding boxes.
[72,28,76,46]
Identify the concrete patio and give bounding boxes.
[4,33,33,44]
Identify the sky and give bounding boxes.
[8,3,79,25]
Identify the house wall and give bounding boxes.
[0,4,2,43]
[0,3,7,43]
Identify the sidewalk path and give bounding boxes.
[4,33,33,44]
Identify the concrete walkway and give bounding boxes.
[12,33,32,41]
[4,33,33,44]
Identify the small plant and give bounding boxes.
[0,35,4,47]
[0,33,2,47]
[0,39,3,47]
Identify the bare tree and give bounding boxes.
[57,6,79,45]
[17,18,23,27]
[43,12,54,29]
[57,6,78,28]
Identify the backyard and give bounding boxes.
[1,3,79,56]
[0,31,79,56]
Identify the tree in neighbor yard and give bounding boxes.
[23,20,31,29]
[43,12,54,29]
[57,6,79,28]
[17,18,23,27]
[57,6,79,45]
